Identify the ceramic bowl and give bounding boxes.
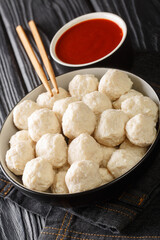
[50,12,127,67]
[0,68,159,207]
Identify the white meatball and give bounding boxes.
[9,130,35,148]
[52,97,78,122]
[28,108,61,142]
[82,91,112,116]
[107,149,142,178]
[51,171,68,194]
[99,168,114,184]
[5,142,35,175]
[36,133,67,168]
[120,139,147,157]
[68,133,103,165]
[13,100,40,130]
[121,95,158,121]
[65,160,102,193]
[113,89,143,109]
[100,146,116,168]
[94,109,129,147]
[62,101,96,139]
[22,157,55,192]
[126,114,157,147]
[69,74,98,99]
[36,87,70,109]
[98,69,133,101]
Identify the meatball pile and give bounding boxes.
[5,70,158,194]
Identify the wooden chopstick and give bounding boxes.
[16,25,53,97]
[28,20,59,94]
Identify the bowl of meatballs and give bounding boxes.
[0,68,159,207]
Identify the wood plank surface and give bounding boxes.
[0,0,160,239]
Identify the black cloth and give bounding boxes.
[0,138,159,234]
[0,0,160,239]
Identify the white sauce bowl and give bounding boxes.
[50,12,127,67]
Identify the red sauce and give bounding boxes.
[55,19,123,64]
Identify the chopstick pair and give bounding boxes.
[16,20,59,96]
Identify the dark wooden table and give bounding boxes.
[0,0,160,239]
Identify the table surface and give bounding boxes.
[0,0,160,239]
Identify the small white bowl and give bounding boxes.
[50,12,127,67]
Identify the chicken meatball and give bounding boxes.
[51,171,68,194]
[65,160,102,193]
[9,130,35,148]
[13,100,40,130]
[82,91,112,116]
[69,74,98,99]
[98,69,133,101]
[53,97,78,122]
[36,87,69,109]
[28,108,61,142]
[121,95,158,121]
[62,101,96,139]
[68,133,103,165]
[113,89,143,109]
[107,149,142,178]
[94,109,129,147]
[126,114,157,147]
[5,141,35,175]
[22,157,55,191]
[36,133,67,168]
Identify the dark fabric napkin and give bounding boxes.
[0,137,160,236]
[1,0,160,239]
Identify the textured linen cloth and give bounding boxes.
[0,138,160,238]
[0,0,160,239]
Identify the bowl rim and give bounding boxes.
[50,12,127,67]
[0,67,160,198]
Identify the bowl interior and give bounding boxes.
[0,68,159,195]
[50,12,127,67]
